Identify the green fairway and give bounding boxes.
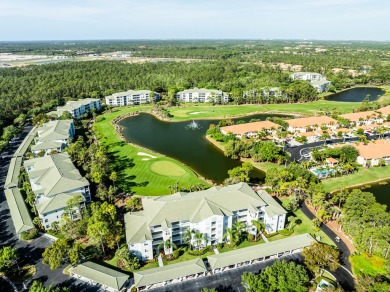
[93,106,209,196]
[322,165,390,193]
[149,160,187,176]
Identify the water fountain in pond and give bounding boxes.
[185,120,201,130]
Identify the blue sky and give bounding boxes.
[0,0,389,41]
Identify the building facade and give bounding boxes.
[175,88,229,103]
[24,153,91,229]
[105,90,161,106]
[31,120,75,156]
[125,183,286,261]
[49,98,102,119]
[290,72,331,93]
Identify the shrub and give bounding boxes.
[20,228,39,241]
[264,232,279,238]
[247,234,255,242]
[216,243,224,251]
[187,246,212,256]
[278,229,294,236]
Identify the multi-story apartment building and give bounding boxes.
[31,120,75,156]
[290,72,331,93]
[125,183,286,261]
[105,90,161,106]
[287,116,337,133]
[175,88,229,103]
[49,98,102,119]
[24,153,91,229]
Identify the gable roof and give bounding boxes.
[24,153,89,197]
[176,88,224,95]
[56,98,100,111]
[133,258,207,288]
[207,233,315,270]
[69,261,129,291]
[287,116,336,128]
[4,157,22,189]
[354,139,390,159]
[221,121,280,135]
[4,188,34,233]
[13,126,37,157]
[340,111,378,122]
[36,192,84,214]
[106,89,154,100]
[35,120,74,143]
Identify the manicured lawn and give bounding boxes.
[269,198,334,246]
[322,165,390,193]
[218,238,265,253]
[163,247,215,266]
[94,107,209,196]
[350,253,387,277]
[105,253,160,272]
[149,160,186,176]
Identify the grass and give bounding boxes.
[93,106,209,195]
[7,264,36,283]
[268,197,334,246]
[149,160,187,176]
[350,253,387,277]
[104,251,159,272]
[322,165,390,193]
[218,238,265,253]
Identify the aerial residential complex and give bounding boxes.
[49,98,102,118]
[290,72,331,93]
[220,120,281,138]
[105,90,161,106]
[350,140,390,167]
[125,183,287,261]
[175,88,229,103]
[31,119,75,156]
[24,153,91,229]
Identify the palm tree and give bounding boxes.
[251,219,266,241]
[233,221,247,243]
[193,231,204,250]
[183,228,194,250]
[223,228,238,246]
[158,239,173,255]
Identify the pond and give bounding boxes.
[354,181,390,210]
[325,87,385,102]
[118,113,287,183]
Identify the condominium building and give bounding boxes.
[49,98,102,119]
[125,183,286,261]
[287,116,337,133]
[31,120,75,156]
[290,72,331,93]
[220,121,281,139]
[354,140,390,167]
[24,153,91,229]
[105,90,161,106]
[340,111,385,126]
[175,88,229,103]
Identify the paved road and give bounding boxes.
[0,125,98,291]
[287,133,387,162]
[150,253,304,292]
[301,203,355,291]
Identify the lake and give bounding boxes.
[354,181,390,210]
[118,113,287,183]
[325,87,385,102]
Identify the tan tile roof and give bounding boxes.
[220,121,280,135]
[355,140,390,159]
[378,106,390,116]
[332,128,352,133]
[297,131,317,137]
[287,116,336,128]
[340,111,378,122]
[326,157,339,164]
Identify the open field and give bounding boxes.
[322,165,390,193]
[93,106,209,196]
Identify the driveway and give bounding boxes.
[150,253,304,292]
[0,125,98,291]
[301,203,355,291]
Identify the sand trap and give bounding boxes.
[137,152,157,159]
[141,158,150,161]
[189,111,206,115]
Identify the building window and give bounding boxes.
[45,219,48,223]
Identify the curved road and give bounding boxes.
[301,203,355,291]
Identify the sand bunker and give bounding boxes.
[189,111,206,115]
[137,152,157,159]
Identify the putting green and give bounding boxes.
[149,161,187,177]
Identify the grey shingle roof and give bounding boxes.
[58,98,100,111]
[69,261,129,291]
[4,188,34,234]
[36,192,84,214]
[133,258,207,288]
[24,153,89,197]
[207,233,315,270]
[4,157,22,189]
[106,89,154,100]
[34,120,74,143]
